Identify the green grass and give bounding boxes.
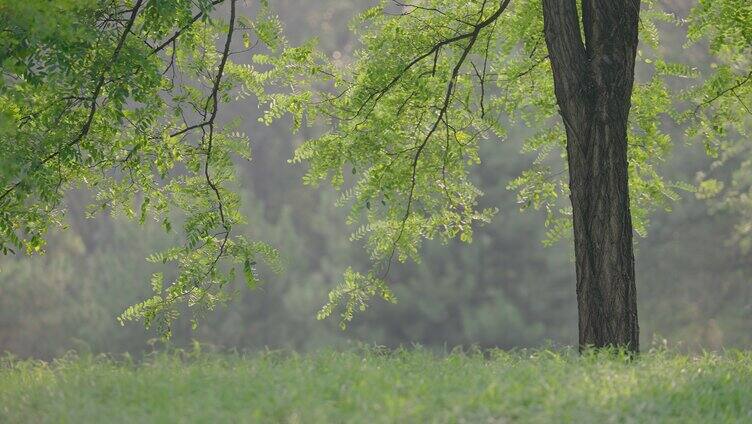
[1,347,751,423]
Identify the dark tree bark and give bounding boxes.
[542,0,641,352]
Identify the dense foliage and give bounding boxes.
[0,0,319,334]
[687,0,752,252]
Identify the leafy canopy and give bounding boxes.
[687,0,752,252]
[0,0,319,335]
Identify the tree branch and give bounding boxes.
[151,0,227,55]
[381,0,512,278]
[0,0,145,204]
[542,0,588,119]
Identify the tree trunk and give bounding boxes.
[542,0,640,352]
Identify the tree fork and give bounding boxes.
[543,0,641,352]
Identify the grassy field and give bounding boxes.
[1,347,751,423]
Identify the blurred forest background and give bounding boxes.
[1,0,750,358]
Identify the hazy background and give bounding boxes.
[1,0,750,358]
